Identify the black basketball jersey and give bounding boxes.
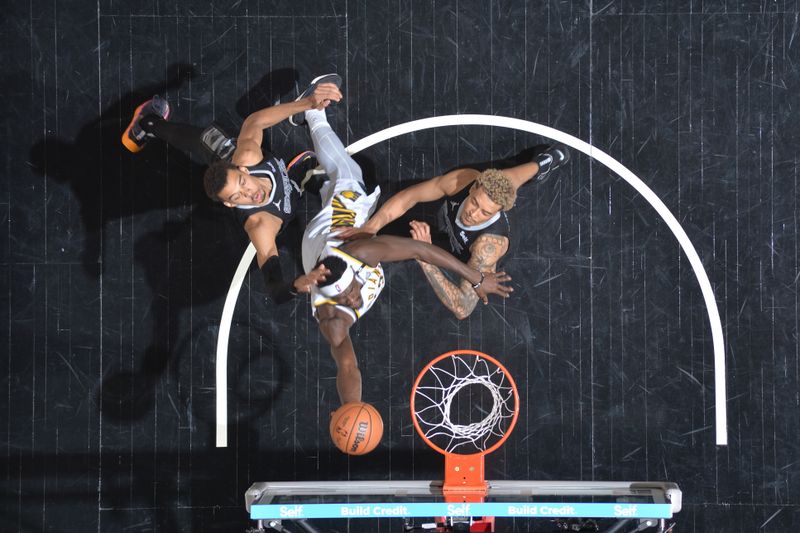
[436,185,511,261]
[234,154,301,230]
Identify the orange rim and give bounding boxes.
[410,349,519,457]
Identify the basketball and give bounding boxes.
[329,402,383,455]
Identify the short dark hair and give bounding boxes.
[203,160,237,202]
[314,255,349,290]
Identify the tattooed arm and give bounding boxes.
[410,221,510,320]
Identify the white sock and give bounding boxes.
[304,108,329,133]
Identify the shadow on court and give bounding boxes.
[26,65,307,426]
[0,442,443,532]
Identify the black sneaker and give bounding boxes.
[200,123,236,161]
[300,167,329,195]
[286,150,329,195]
[288,73,342,127]
[532,144,570,184]
[121,95,170,153]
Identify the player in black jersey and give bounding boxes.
[335,147,570,319]
[122,75,343,303]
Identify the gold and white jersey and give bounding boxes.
[301,184,382,274]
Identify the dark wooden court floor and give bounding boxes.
[2,1,799,531]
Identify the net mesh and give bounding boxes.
[413,352,517,455]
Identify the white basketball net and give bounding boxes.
[413,353,517,454]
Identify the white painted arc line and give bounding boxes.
[216,243,256,447]
[216,114,727,448]
[348,114,727,446]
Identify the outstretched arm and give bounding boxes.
[231,83,342,167]
[244,212,284,268]
[244,212,292,302]
[245,212,329,303]
[342,234,512,303]
[410,221,509,319]
[317,306,361,405]
[335,167,480,239]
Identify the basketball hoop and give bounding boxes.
[411,350,520,505]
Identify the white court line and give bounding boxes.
[216,114,727,447]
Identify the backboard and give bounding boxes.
[245,479,681,532]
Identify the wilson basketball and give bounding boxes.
[329,402,383,455]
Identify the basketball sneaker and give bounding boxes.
[121,95,171,153]
[200,123,236,161]
[532,144,570,184]
[288,73,342,127]
[286,150,329,195]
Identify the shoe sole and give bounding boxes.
[531,144,571,185]
[538,144,571,170]
[551,144,570,166]
[296,73,342,101]
[121,98,171,153]
[288,73,342,127]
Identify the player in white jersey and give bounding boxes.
[291,78,514,406]
[309,245,385,323]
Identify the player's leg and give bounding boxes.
[122,96,236,165]
[291,74,364,196]
[502,144,571,188]
[305,107,363,191]
[121,95,171,153]
[299,75,380,272]
[528,145,571,185]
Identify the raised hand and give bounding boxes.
[293,264,331,294]
[409,220,432,244]
[332,226,376,242]
[472,271,513,304]
[309,83,342,109]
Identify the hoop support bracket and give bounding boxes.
[443,454,488,503]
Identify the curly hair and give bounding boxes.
[203,160,238,201]
[474,168,516,211]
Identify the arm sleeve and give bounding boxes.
[261,255,298,304]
